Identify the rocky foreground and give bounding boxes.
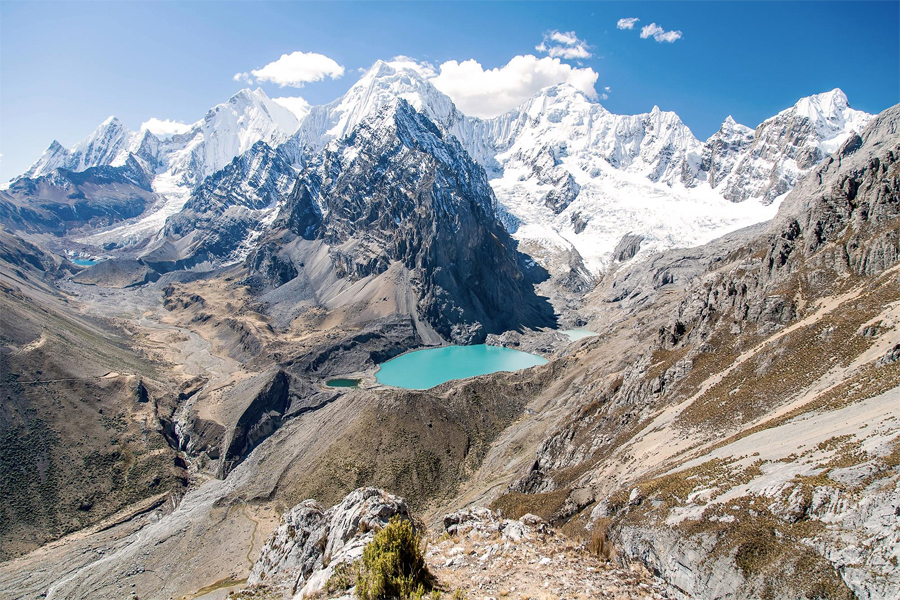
[235,488,668,600]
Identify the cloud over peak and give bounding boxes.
[640,23,683,43]
[430,55,598,118]
[536,30,593,60]
[271,96,312,120]
[140,118,192,137]
[234,51,345,88]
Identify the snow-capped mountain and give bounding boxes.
[23,88,302,249]
[700,116,756,190]
[20,88,299,189]
[22,117,152,179]
[142,140,296,271]
[290,60,469,154]
[8,60,872,277]
[165,88,300,187]
[713,89,872,204]
[474,84,705,186]
[254,98,554,342]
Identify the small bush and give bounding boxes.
[326,560,361,595]
[356,516,434,600]
[588,518,616,562]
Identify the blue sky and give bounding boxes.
[2,1,898,181]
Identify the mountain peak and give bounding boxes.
[719,115,753,136]
[362,57,434,82]
[226,87,266,106]
[294,57,457,152]
[793,88,850,120]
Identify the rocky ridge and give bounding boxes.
[481,104,900,599]
[238,488,668,600]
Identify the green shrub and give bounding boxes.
[356,516,434,599]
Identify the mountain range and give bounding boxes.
[3,60,872,276]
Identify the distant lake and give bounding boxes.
[72,258,100,266]
[327,378,361,389]
[560,329,597,341]
[375,344,547,390]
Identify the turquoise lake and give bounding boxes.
[375,345,548,390]
[72,258,100,266]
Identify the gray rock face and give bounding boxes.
[218,369,291,478]
[284,315,420,378]
[700,116,755,189]
[144,141,296,272]
[72,258,160,288]
[247,487,411,598]
[612,233,645,263]
[257,99,556,343]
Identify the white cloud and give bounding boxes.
[140,118,193,137]
[430,55,599,118]
[640,23,683,43]
[549,31,580,46]
[272,96,311,121]
[237,51,345,88]
[617,17,640,30]
[536,30,593,60]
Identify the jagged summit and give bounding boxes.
[259,97,555,342]
[291,58,464,154]
[22,115,136,179]
[719,115,753,134]
[793,87,849,117]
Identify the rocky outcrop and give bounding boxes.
[219,369,291,478]
[613,233,645,263]
[247,487,411,598]
[284,316,420,378]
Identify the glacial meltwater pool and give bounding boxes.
[560,329,597,341]
[72,258,100,266]
[375,345,548,390]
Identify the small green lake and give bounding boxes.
[326,378,362,389]
[72,258,100,266]
[375,345,548,390]
[560,329,597,341]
